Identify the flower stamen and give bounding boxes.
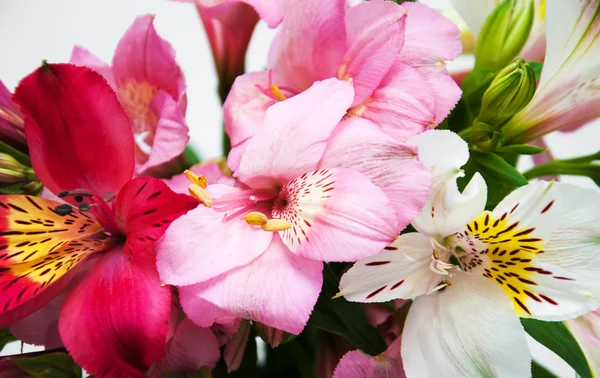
[184,170,208,188]
[188,184,212,207]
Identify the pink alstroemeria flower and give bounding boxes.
[0,80,26,151]
[565,310,600,376]
[332,338,404,378]
[0,64,198,378]
[70,14,189,175]
[502,0,600,143]
[180,0,286,101]
[225,0,462,170]
[157,78,431,334]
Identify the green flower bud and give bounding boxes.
[254,322,296,348]
[0,153,35,186]
[479,58,536,127]
[475,0,535,71]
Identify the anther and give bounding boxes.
[433,249,440,260]
[244,212,268,226]
[78,203,90,212]
[184,170,208,189]
[188,185,212,207]
[54,204,73,216]
[269,85,287,101]
[442,279,452,287]
[262,219,292,232]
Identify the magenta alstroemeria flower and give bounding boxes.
[0,64,198,377]
[224,0,462,170]
[70,14,189,175]
[0,80,26,151]
[179,0,286,101]
[157,78,431,334]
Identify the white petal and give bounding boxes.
[339,233,444,303]
[402,272,531,378]
[450,0,500,41]
[454,182,600,320]
[407,130,469,174]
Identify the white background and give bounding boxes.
[0,0,597,377]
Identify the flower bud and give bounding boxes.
[254,322,296,348]
[0,153,35,186]
[479,59,536,128]
[475,0,535,71]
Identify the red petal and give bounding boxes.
[115,177,198,255]
[13,63,135,196]
[59,247,171,377]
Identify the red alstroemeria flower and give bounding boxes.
[0,63,198,377]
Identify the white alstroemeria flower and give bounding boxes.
[503,0,600,143]
[339,130,600,378]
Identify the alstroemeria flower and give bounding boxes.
[565,310,600,376]
[157,78,430,334]
[0,80,26,151]
[0,64,198,377]
[224,0,462,170]
[70,14,189,175]
[332,338,404,378]
[180,0,286,101]
[502,0,600,143]
[339,129,600,377]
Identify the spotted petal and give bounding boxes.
[454,181,600,320]
[339,233,443,303]
[0,195,103,317]
[273,168,399,262]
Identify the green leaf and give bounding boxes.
[496,144,546,155]
[522,319,593,378]
[183,144,202,167]
[528,61,543,80]
[11,352,82,378]
[532,360,558,378]
[471,150,528,187]
[308,265,387,356]
[0,327,16,352]
[446,97,474,133]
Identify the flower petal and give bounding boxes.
[136,91,189,174]
[412,64,462,124]
[400,2,462,64]
[0,195,104,316]
[59,247,171,377]
[13,64,135,196]
[274,168,399,262]
[341,1,406,106]
[9,291,65,349]
[268,0,346,91]
[237,78,354,185]
[115,177,198,256]
[333,337,404,378]
[319,118,431,229]
[69,46,116,89]
[408,130,487,238]
[402,272,531,378]
[179,236,323,335]
[339,233,442,303]
[239,0,285,28]
[358,62,436,142]
[112,14,185,102]
[456,181,600,320]
[150,318,220,376]
[179,293,237,329]
[157,184,272,286]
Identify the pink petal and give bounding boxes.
[197,1,260,92]
[269,0,346,91]
[413,64,462,124]
[135,91,189,174]
[179,294,238,328]
[164,162,236,194]
[223,319,251,373]
[59,248,172,377]
[112,14,185,102]
[179,236,323,334]
[223,71,276,171]
[0,80,26,150]
[237,78,354,186]
[9,292,64,350]
[275,168,399,261]
[341,1,406,106]
[332,338,404,378]
[13,64,135,197]
[156,184,272,286]
[357,61,436,142]
[115,177,198,256]
[399,2,462,64]
[239,0,285,28]
[319,118,431,230]
[150,318,220,376]
[69,46,116,90]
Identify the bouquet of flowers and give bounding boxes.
[0,0,599,377]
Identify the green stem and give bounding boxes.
[523,161,599,183]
